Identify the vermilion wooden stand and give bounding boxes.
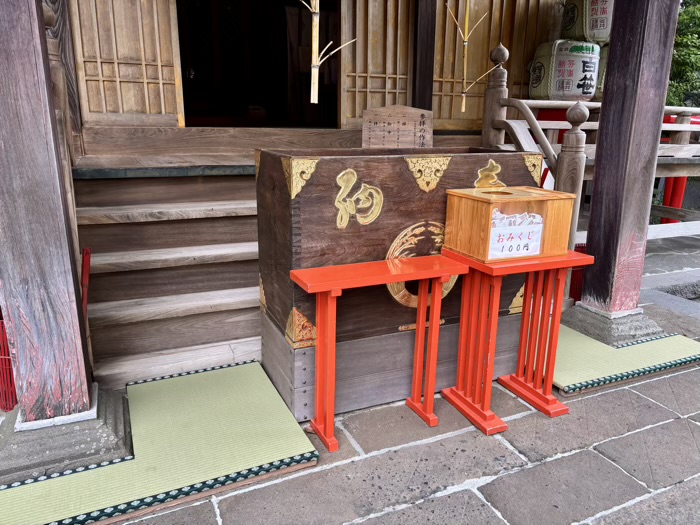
[441,248,594,434]
[291,255,469,452]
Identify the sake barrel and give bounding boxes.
[529,40,600,101]
[594,45,608,101]
[561,0,614,44]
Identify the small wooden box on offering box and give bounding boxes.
[444,186,575,263]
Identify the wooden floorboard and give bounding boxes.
[89,287,260,327]
[90,242,259,273]
[93,336,261,389]
[77,200,257,225]
[90,308,261,358]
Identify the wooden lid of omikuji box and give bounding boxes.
[446,186,576,203]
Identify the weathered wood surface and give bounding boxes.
[79,216,258,253]
[260,312,520,421]
[0,0,90,421]
[90,260,259,303]
[575,220,700,244]
[482,47,510,148]
[582,0,681,314]
[67,0,184,126]
[554,104,589,248]
[412,0,437,111]
[77,200,257,224]
[89,287,259,328]
[94,336,261,390]
[650,205,700,222]
[91,308,261,359]
[77,127,481,165]
[258,147,541,343]
[90,242,258,274]
[362,106,433,148]
[43,0,81,152]
[74,176,256,206]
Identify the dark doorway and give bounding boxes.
[176,0,339,128]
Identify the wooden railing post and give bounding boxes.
[554,102,589,249]
[481,44,509,149]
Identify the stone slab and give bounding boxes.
[361,490,505,525]
[218,431,525,525]
[595,419,700,489]
[341,390,529,453]
[639,289,700,320]
[305,425,360,466]
[643,236,700,275]
[480,451,648,525]
[631,368,700,416]
[561,305,665,347]
[590,476,700,525]
[502,389,676,462]
[127,501,219,525]
[0,389,132,485]
[641,269,700,290]
[641,303,700,340]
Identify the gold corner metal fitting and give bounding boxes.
[522,153,544,186]
[404,156,452,193]
[285,307,317,349]
[281,157,319,199]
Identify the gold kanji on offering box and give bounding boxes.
[444,186,575,263]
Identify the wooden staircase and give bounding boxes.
[74,174,261,389]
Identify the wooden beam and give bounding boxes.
[582,0,681,314]
[0,0,91,421]
[412,0,437,110]
[650,205,700,222]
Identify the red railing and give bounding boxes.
[0,318,18,412]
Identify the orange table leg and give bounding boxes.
[407,276,449,427]
[309,289,342,452]
[442,270,508,435]
[498,269,569,417]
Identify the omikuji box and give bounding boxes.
[444,187,575,263]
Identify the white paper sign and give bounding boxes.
[489,224,543,260]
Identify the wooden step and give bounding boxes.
[77,200,257,225]
[90,242,258,274]
[89,287,260,328]
[90,308,261,359]
[90,260,259,303]
[93,336,261,390]
[79,216,257,253]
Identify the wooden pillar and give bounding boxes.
[481,44,509,148]
[555,103,589,249]
[582,0,680,314]
[0,0,91,421]
[412,0,437,110]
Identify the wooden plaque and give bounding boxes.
[362,106,433,149]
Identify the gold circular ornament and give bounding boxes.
[385,221,458,307]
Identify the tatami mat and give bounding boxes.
[0,362,317,525]
[554,326,700,394]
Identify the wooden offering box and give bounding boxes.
[257,147,545,421]
[445,187,575,263]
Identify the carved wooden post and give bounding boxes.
[554,103,589,249]
[481,44,509,149]
[0,0,91,422]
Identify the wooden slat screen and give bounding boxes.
[341,0,415,129]
[433,0,562,130]
[69,0,184,126]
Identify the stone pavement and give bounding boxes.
[119,364,700,525]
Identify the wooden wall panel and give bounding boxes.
[68,0,184,126]
[341,0,414,128]
[340,0,560,130]
[432,0,561,130]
